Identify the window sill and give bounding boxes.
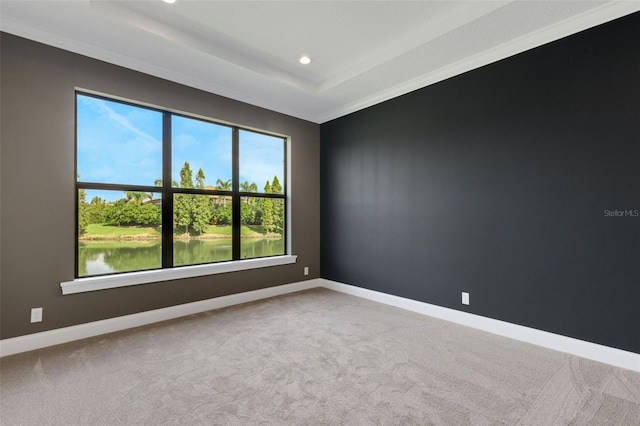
[60,255,298,295]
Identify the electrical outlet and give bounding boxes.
[31,307,43,323]
[304,266,309,276]
[462,292,470,306]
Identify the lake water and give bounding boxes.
[78,238,284,277]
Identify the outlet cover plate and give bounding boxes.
[462,292,470,305]
[31,307,43,323]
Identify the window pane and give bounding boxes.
[241,197,284,259]
[77,95,162,186]
[239,130,284,194]
[173,194,232,266]
[172,116,232,190]
[76,92,289,276]
[78,189,162,277]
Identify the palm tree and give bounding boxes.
[248,182,258,204]
[148,178,163,200]
[216,178,231,206]
[240,181,251,204]
[125,191,146,205]
[216,178,231,191]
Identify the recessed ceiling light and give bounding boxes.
[163,0,176,4]
[299,56,311,65]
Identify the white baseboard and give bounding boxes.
[0,279,321,357]
[3,277,638,373]
[321,279,640,373]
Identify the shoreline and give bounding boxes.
[79,233,282,242]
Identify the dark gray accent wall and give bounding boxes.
[0,34,320,340]
[321,13,640,353]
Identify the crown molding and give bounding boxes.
[2,1,638,125]
[317,1,640,123]
[0,15,320,123]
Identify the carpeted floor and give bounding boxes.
[1,288,639,425]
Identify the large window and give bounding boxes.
[76,93,286,278]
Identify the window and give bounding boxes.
[76,92,287,278]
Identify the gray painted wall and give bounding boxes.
[0,33,320,340]
[321,13,640,353]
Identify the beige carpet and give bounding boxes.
[1,288,639,425]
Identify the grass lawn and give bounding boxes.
[204,225,266,237]
[82,224,270,240]
[85,224,160,237]
[78,240,160,249]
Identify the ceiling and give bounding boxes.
[1,1,638,123]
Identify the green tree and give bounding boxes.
[191,168,211,234]
[259,181,275,233]
[270,176,284,234]
[211,203,232,225]
[133,203,161,226]
[125,191,147,204]
[240,182,260,225]
[216,178,231,191]
[78,188,89,234]
[104,199,135,226]
[240,181,259,216]
[180,162,194,189]
[240,181,251,204]
[241,202,255,224]
[271,176,282,194]
[77,173,90,234]
[174,162,195,233]
[216,178,231,208]
[195,168,206,189]
[209,178,235,225]
[87,196,107,224]
[155,178,178,188]
[174,163,210,235]
[150,178,163,200]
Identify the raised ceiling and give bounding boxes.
[1,1,638,123]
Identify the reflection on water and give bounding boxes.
[85,253,116,275]
[78,238,284,277]
[78,241,162,276]
[174,239,232,267]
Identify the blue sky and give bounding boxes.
[77,95,284,202]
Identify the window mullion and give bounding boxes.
[283,137,288,254]
[232,127,241,260]
[162,112,173,268]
